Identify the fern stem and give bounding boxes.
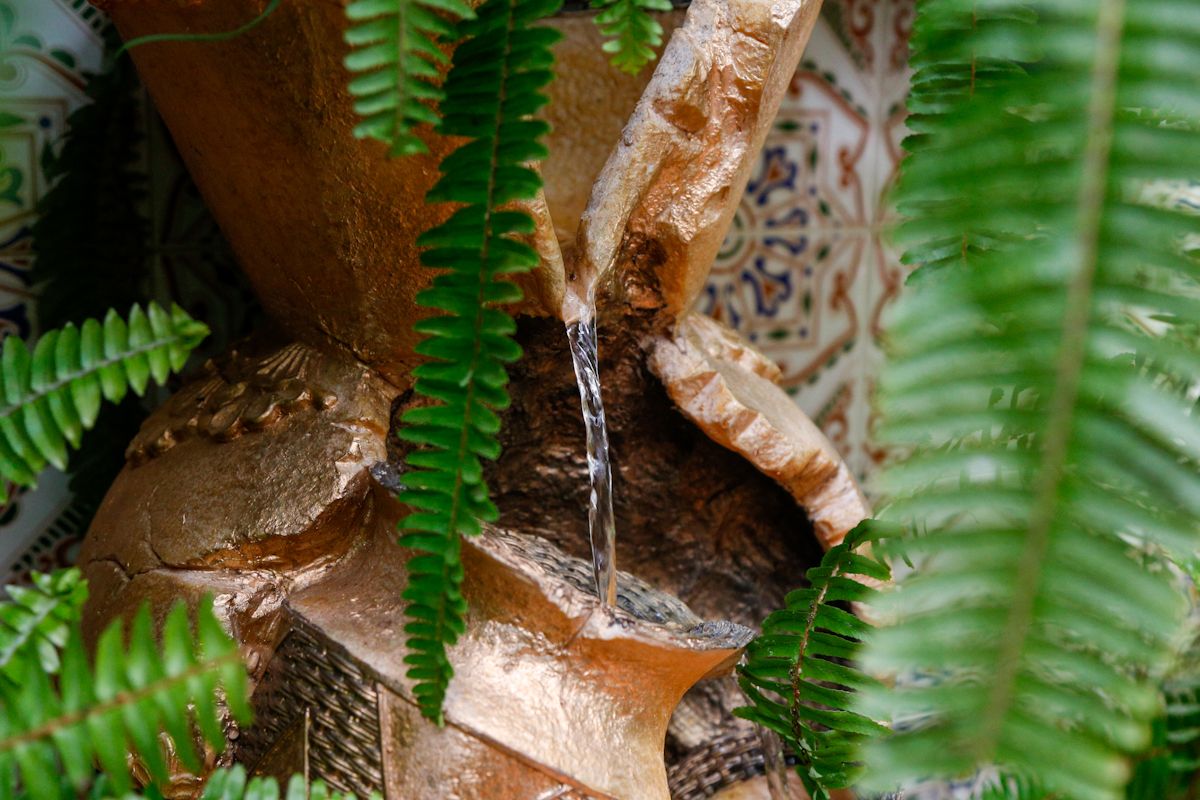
[0,333,192,423]
[0,650,242,754]
[977,0,1128,756]
[426,0,520,701]
[113,0,282,59]
[788,563,839,749]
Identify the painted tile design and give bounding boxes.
[702,0,913,486]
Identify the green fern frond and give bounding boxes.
[978,774,1061,800]
[0,569,87,679]
[856,1,1200,798]
[897,8,1032,281]
[0,303,207,501]
[67,764,372,800]
[0,597,249,800]
[199,766,371,800]
[590,0,671,74]
[395,0,562,722]
[343,0,475,156]
[735,523,890,800]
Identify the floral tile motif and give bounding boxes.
[702,0,916,488]
[821,0,883,74]
[705,226,867,388]
[0,0,105,575]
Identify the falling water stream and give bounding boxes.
[566,315,618,607]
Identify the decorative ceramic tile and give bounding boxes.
[703,0,915,489]
[0,0,106,574]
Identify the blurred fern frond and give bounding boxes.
[0,596,249,800]
[0,303,208,502]
[736,523,890,800]
[978,774,1061,800]
[343,0,474,156]
[0,569,87,679]
[590,0,671,74]
[856,1,1200,798]
[396,0,562,723]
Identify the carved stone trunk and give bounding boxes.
[81,0,866,797]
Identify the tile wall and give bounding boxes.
[703,0,913,483]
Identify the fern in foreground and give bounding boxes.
[0,597,247,800]
[395,0,562,722]
[736,523,890,800]
[0,303,208,502]
[343,0,474,156]
[590,0,671,74]
[0,569,87,680]
[199,766,368,800]
[0,595,249,800]
[856,2,1200,798]
[978,776,1059,800]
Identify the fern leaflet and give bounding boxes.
[395,0,562,722]
[199,766,372,800]
[344,0,474,156]
[0,303,208,501]
[0,597,249,800]
[590,0,671,74]
[0,569,86,680]
[978,774,1062,800]
[736,523,890,800]
[855,1,1200,798]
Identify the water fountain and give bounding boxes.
[567,313,618,606]
[77,0,867,796]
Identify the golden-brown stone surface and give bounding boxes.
[650,312,870,549]
[286,525,749,800]
[564,0,823,323]
[102,0,568,387]
[80,339,393,580]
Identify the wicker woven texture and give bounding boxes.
[239,619,384,796]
